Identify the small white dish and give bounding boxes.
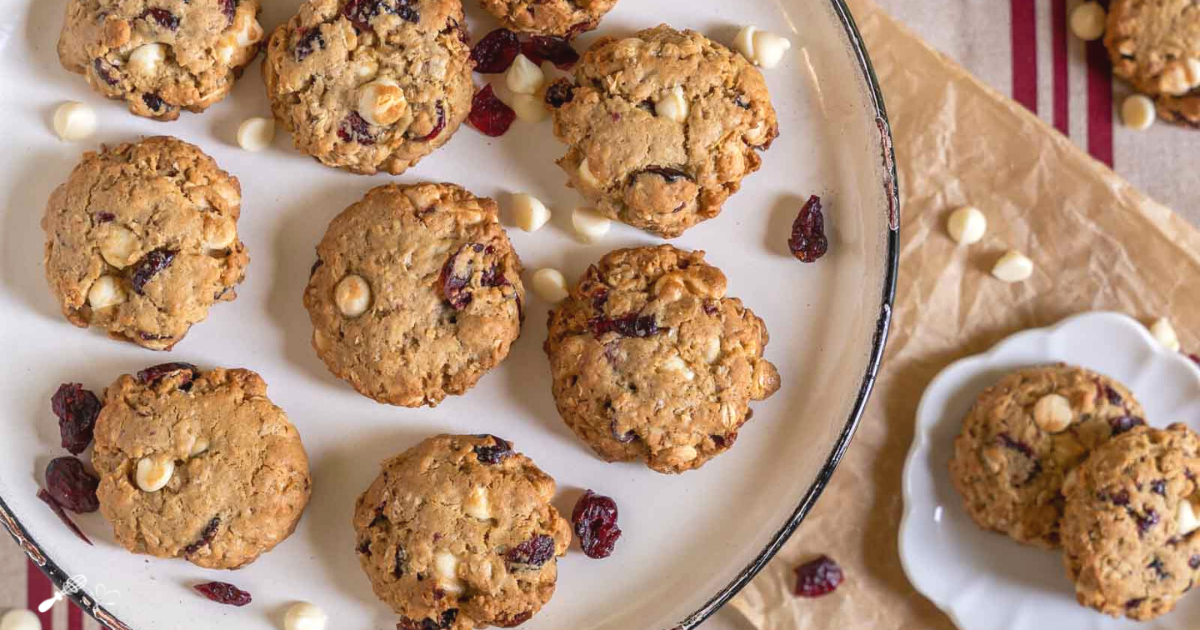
[900,311,1200,630]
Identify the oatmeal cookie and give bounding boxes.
[1061,424,1200,621]
[93,364,311,569]
[57,0,263,120]
[263,0,473,175]
[544,245,780,474]
[42,136,249,351]
[1157,90,1200,127]
[547,25,779,238]
[949,364,1146,548]
[477,0,617,37]
[1105,0,1200,96]
[354,434,571,629]
[304,183,524,407]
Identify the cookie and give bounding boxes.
[57,0,264,120]
[1061,424,1200,620]
[1157,90,1200,127]
[41,136,249,351]
[544,245,780,474]
[547,25,779,238]
[949,365,1147,548]
[93,364,311,569]
[354,434,571,629]
[477,0,617,37]
[263,0,473,175]
[1105,0,1200,97]
[304,183,524,407]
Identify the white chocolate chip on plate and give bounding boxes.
[52,102,96,142]
[1069,2,1106,41]
[510,92,549,123]
[1149,317,1181,351]
[1121,95,1156,131]
[531,268,569,304]
[87,275,126,310]
[506,54,545,95]
[1032,394,1073,433]
[572,207,611,243]
[751,30,792,69]
[335,275,371,318]
[236,117,275,152]
[135,455,174,492]
[733,26,758,61]
[946,206,987,245]
[284,602,328,630]
[991,250,1034,283]
[129,43,166,75]
[511,193,551,232]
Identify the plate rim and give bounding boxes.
[0,0,901,626]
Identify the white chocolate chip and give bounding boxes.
[655,86,689,123]
[1069,2,1106,41]
[1121,94,1156,131]
[463,486,491,521]
[751,30,792,69]
[946,206,987,245]
[354,58,379,81]
[356,79,408,127]
[0,609,40,630]
[1150,317,1182,351]
[87,275,126,310]
[511,193,551,232]
[531,268,569,304]
[284,602,327,630]
[433,551,464,594]
[1033,394,1073,433]
[991,250,1034,283]
[189,437,210,457]
[733,26,757,61]
[662,356,695,381]
[335,275,371,318]
[235,18,264,47]
[135,455,174,492]
[1177,499,1200,536]
[506,54,545,95]
[204,218,237,252]
[664,445,698,462]
[313,328,330,351]
[572,207,611,243]
[129,43,166,75]
[510,92,549,123]
[100,225,139,268]
[577,158,602,189]
[236,117,275,151]
[704,337,721,364]
[52,102,97,142]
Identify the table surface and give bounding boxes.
[3,1,1195,629]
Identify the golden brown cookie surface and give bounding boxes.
[477,0,617,36]
[1105,0,1200,96]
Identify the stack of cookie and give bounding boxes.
[950,364,1200,621]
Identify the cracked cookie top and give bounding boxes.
[41,136,249,351]
[949,364,1146,549]
[544,245,780,474]
[354,434,571,629]
[1105,0,1200,96]
[263,0,474,175]
[93,365,311,570]
[548,25,778,238]
[477,0,618,37]
[57,0,264,120]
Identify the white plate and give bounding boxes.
[0,0,898,628]
[900,311,1200,630]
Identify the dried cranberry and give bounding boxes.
[1190,555,1200,569]
[544,80,575,108]
[37,489,92,545]
[1138,508,1160,535]
[572,490,621,559]
[470,28,520,73]
[45,457,99,513]
[521,35,579,70]
[1126,598,1146,610]
[1101,383,1123,406]
[611,419,635,443]
[1151,480,1167,495]
[440,244,483,310]
[409,101,446,141]
[141,8,179,30]
[1189,354,1200,367]
[136,362,198,387]
[95,212,115,223]
[1148,557,1170,580]
[734,95,751,109]
[130,248,176,294]
[310,258,324,277]
[588,313,659,338]
[343,0,384,29]
[294,28,325,62]
[1111,415,1145,435]
[468,85,515,137]
[183,517,220,555]
[793,555,844,597]
[1110,490,1131,506]
[495,611,533,627]
[219,0,237,23]
[473,434,513,464]
[995,433,1035,459]
[194,582,251,606]
[142,92,166,113]
[397,609,458,630]
[505,534,555,567]
[51,383,101,455]
[642,166,689,183]
[702,300,720,316]
[788,195,828,263]
[92,59,119,86]
[337,111,376,145]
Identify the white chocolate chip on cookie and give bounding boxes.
[335,275,371,318]
[463,485,491,521]
[1033,394,1073,433]
[357,79,408,127]
[577,158,602,189]
[100,225,140,269]
[129,43,166,75]
[87,275,126,310]
[135,455,174,492]
[655,86,689,123]
[1177,499,1200,536]
[433,551,464,594]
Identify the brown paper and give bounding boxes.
[729,1,1200,628]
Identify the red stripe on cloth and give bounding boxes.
[27,558,54,630]
[69,601,84,630]
[1010,0,1039,112]
[1085,39,1114,167]
[1051,0,1070,133]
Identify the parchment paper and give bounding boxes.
[729,1,1200,628]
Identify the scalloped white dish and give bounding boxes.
[900,311,1200,630]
